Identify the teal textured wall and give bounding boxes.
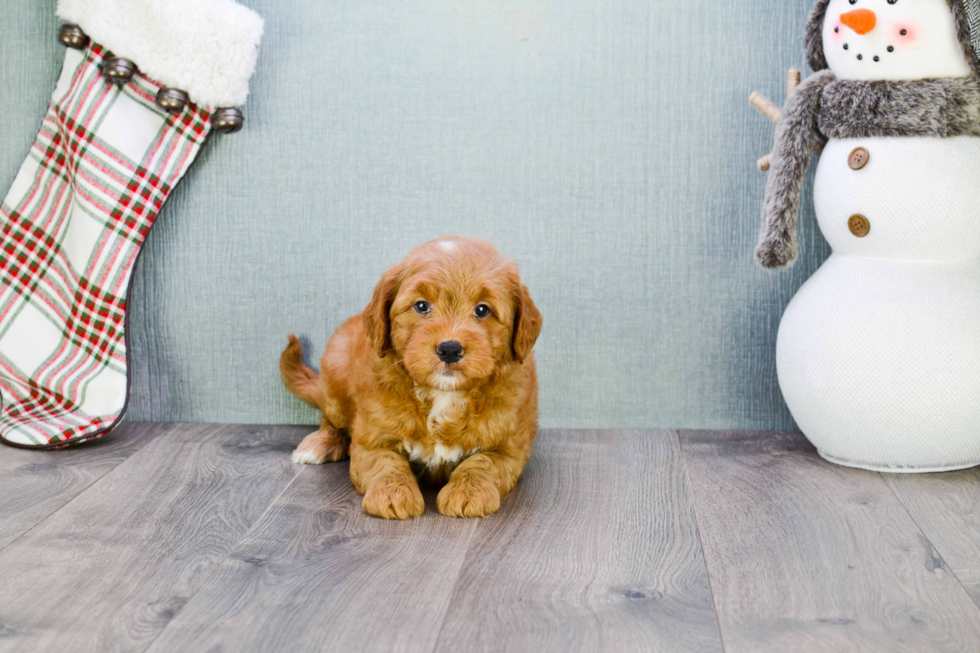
[0,0,830,429]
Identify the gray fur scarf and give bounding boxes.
[756,73,980,268]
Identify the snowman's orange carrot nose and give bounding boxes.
[840,9,876,35]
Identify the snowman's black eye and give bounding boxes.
[849,0,858,4]
[414,301,431,315]
[888,0,898,4]
[474,304,491,319]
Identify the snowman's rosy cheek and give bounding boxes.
[894,24,916,42]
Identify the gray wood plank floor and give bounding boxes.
[0,424,300,653]
[435,430,722,653]
[0,424,977,653]
[0,422,163,552]
[680,430,980,653]
[884,469,980,609]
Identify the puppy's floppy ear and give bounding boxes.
[512,282,542,364]
[363,267,401,357]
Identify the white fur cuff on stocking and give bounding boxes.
[56,0,264,108]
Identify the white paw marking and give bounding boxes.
[433,442,466,466]
[404,441,425,464]
[403,439,467,469]
[292,448,326,465]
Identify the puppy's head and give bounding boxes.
[364,236,542,391]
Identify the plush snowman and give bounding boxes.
[757,0,980,471]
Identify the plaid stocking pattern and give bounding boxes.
[0,43,212,448]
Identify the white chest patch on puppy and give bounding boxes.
[428,390,465,428]
[414,387,468,432]
[403,387,472,469]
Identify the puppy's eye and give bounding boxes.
[474,304,491,318]
[413,301,431,315]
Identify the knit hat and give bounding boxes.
[805,0,980,76]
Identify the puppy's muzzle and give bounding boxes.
[436,340,464,364]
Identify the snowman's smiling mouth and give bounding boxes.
[841,42,893,63]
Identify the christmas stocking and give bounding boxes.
[0,0,263,448]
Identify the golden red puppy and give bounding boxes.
[280,236,542,519]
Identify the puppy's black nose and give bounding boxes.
[436,340,464,364]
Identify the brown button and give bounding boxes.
[848,147,870,170]
[848,214,870,237]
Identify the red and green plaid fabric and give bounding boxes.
[0,43,212,448]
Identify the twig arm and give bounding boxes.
[787,68,801,96]
[750,92,782,124]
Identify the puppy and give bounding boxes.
[280,236,542,519]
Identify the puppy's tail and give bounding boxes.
[280,335,325,410]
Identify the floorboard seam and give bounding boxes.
[136,465,309,651]
[138,463,309,653]
[0,427,162,556]
[675,430,729,653]
[878,471,980,614]
[428,517,483,653]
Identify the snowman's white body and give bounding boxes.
[775,0,980,471]
[778,137,980,471]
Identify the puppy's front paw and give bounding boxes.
[437,475,501,518]
[292,429,349,465]
[363,477,425,520]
